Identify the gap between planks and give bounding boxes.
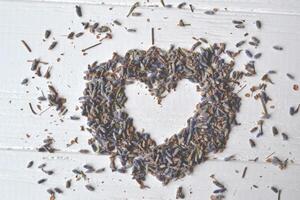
[0,147,299,166]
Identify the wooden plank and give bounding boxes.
[13,0,300,14]
[0,150,299,200]
[0,0,299,159]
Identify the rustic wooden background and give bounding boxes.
[0,0,300,199]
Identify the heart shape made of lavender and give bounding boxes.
[81,45,241,187]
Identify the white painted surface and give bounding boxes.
[126,80,200,144]
[0,0,300,199]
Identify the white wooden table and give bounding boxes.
[0,0,300,199]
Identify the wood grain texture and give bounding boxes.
[0,0,300,199]
[15,0,300,14]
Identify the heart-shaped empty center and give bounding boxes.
[125,79,200,144]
